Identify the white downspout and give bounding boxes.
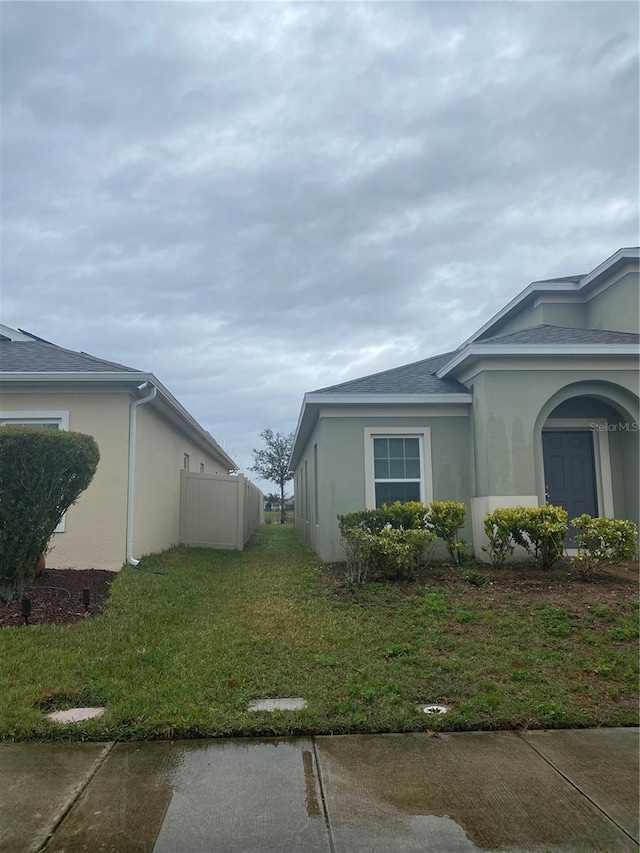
[127,382,157,566]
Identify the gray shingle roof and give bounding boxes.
[311,324,639,397]
[0,341,142,373]
[480,324,640,346]
[313,351,469,395]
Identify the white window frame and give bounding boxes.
[364,427,433,510]
[183,453,190,471]
[0,410,70,532]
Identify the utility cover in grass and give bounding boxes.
[46,707,106,724]
[248,698,307,711]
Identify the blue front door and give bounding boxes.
[542,431,598,532]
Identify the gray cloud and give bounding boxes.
[2,1,638,483]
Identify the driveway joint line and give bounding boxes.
[518,733,639,846]
[312,737,336,853]
[38,741,116,852]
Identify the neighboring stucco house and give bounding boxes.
[290,248,640,562]
[0,325,238,570]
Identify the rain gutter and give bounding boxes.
[127,382,157,566]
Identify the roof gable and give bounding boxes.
[465,247,639,345]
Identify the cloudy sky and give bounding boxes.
[1,1,638,489]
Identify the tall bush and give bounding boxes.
[482,507,523,568]
[513,505,568,569]
[571,514,639,581]
[338,501,436,585]
[482,504,568,570]
[426,501,468,565]
[0,427,100,600]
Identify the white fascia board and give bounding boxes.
[0,371,238,471]
[577,247,639,289]
[288,391,472,471]
[436,344,640,379]
[289,395,311,469]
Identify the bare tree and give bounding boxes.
[250,429,294,524]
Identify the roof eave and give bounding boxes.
[0,371,149,382]
[289,391,473,470]
[0,371,238,472]
[436,344,640,379]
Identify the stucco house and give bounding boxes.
[0,325,238,570]
[290,248,640,562]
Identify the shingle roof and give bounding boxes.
[311,324,639,397]
[480,324,640,346]
[313,351,469,395]
[0,340,142,373]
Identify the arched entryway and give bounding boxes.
[534,382,639,531]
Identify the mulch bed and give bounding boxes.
[0,568,116,629]
[321,559,639,611]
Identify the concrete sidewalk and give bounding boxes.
[2,728,638,852]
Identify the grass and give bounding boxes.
[0,525,637,741]
[263,510,294,524]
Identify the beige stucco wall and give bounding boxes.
[2,389,234,570]
[1,391,131,570]
[132,404,230,560]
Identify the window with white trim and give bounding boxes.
[373,436,422,506]
[364,427,433,510]
[0,411,70,531]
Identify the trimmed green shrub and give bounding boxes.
[0,427,100,600]
[513,505,568,569]
[426,501,469,565]
[369,526,435,581]
[384,501,430,531]
[482,507,524,568]
[570,514,639,581]
[338,502,436,585]
[482,505,569,569]
[338,508,390,537]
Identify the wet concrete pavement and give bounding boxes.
[1,728,638,853]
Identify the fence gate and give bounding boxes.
[179,471,263,550]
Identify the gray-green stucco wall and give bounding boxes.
[295,412,472,563]
[484,302,587,338]
[587,271,639,333]
[470,367,639,523]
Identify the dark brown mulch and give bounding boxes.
[321,559,639,611]
[0,568,116,629]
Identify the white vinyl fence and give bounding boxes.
[179,470,263,550]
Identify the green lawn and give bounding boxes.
[1,525,637,741]
[263,509,294,524]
